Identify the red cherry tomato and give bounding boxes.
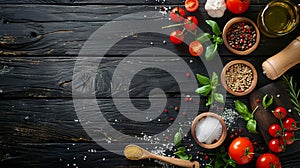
[281,131,295,145]
[283,117,297,131]
[268,124,282,137]
[169,7,186,22]
[273,107,287,120]
[184,16,198,31]
[169,30,184,45]
[185,0,199,12]
[228,137,254,165]
[188,40,203,56]
[268,138,284,153]
[256,153,282,168]
[226,0,250,14]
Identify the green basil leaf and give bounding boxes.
[214,92,224,103]
[247,119,258,133]
[215,158,226,168]
[211,72,218,86]
[206,94,213,106]
[235,100,250,114]
[177,147,186,152]
[174,151,188,160]
[235,100,251,120]
[173,131,182,146]
[262,94,273,109]
[196,33,212,43]
[214,36,223,44]
[206,20,222,36]
[196,74,210,85]
[205,43,218,61]
[195,85,211,96]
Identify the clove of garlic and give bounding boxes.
[205,0,227,18]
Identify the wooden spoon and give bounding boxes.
[124,144,200,168]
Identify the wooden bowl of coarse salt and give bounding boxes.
[191,112,227,149]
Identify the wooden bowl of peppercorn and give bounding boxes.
[222,17,260,55]
[221,60,258,96]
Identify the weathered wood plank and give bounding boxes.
[2,56,297,98]
[1,5,299,56]
[0,98,208,143]
[0,0,284,5]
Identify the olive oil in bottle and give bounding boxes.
[257,0,299,37]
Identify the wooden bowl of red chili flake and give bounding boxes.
[222,17,260,55]
[221,60,258,96]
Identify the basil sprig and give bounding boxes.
[235,100,258,133]
[196,20,223,61]
[195,72,224,106]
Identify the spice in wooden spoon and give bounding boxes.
[124,144,200,168]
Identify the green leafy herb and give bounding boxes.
[283,75,300,116]
[195,72,224,106]
[205,43,218,61]
[173,147,192,160]
[262,94,273,109]
[235,100,258,133]
[196,33,212,43]
[196,20,223,61]
[205,20,222,36]
[173,128,182,146]
[214,146,236,168]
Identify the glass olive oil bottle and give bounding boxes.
[257,0,299,37]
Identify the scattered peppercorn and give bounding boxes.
[226,22,257,51]
[185,72,191,77]
[255,99,260,103]
[164,108,168,113]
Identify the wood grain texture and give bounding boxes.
[0,0,286,5]
[1,56,298,98]
[1,5,299,56]
[1,1,300,168]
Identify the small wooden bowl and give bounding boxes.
[222,17,260,55]
[191,112,227,149]
[221,60,258,96]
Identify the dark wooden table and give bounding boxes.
[1,0,300,167]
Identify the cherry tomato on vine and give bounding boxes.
[282,131,295,145]
[189,40,203,56]
[283,117,297,131]
[256,153,282,168]
[268,138,284,153]
[169,7,186,22]
[268,124,282,137]
[226,0,250,14]
[273,107,287,120]
[184,16,198,31]
[228,137,254,165]
[185,0,199,12]
[169,30,184,45]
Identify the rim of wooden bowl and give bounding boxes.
[221,60,258,96]
[191,112,227,149]
[222,17,260,55]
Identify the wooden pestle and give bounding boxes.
[262,36,300,80]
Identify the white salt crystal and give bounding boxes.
[195,116,222,144]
